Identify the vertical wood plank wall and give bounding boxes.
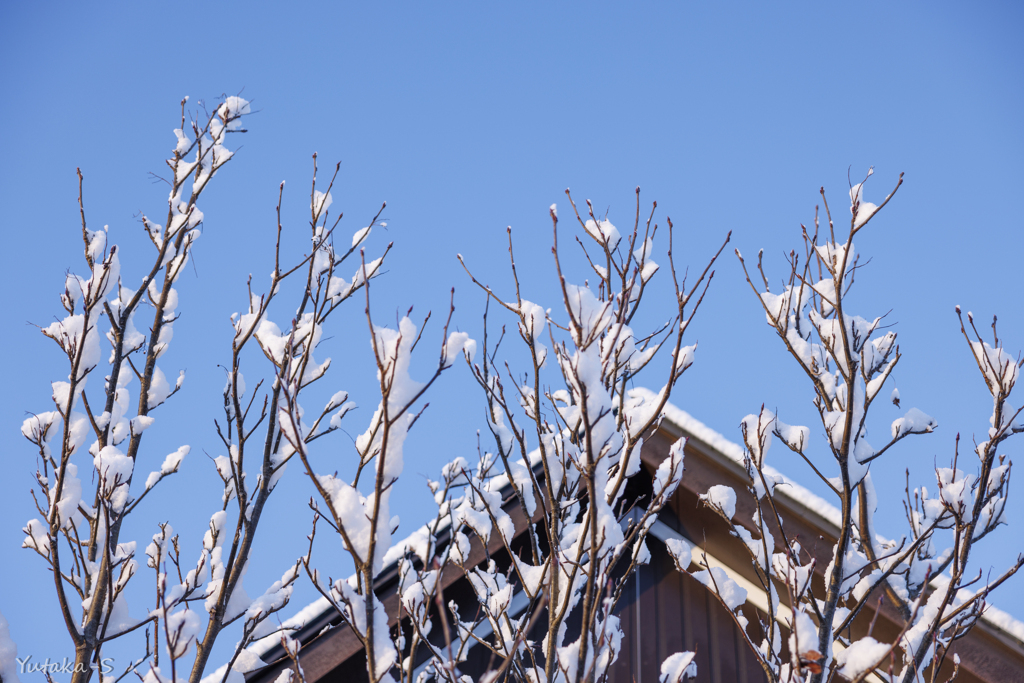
[608,540,767,683]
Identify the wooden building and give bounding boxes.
[246,405,1024,683]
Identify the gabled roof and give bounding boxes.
[639,388,1024,647]
[238,392,1024,682]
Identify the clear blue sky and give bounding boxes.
[2,0,1023,673]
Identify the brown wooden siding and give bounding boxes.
[608,539,768,683]
[642,424,1024,683]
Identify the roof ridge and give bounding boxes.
[228,389,1024,679]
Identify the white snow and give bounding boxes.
[236,388,1024,672]
[351,226,371,247]
[332,579,397,679]
[48,462,83,527]
[161,608,201,658]
[325,391,349,412]
[652,438,686,502]
[659,651,697,682]
[970,340,1020,394]
[631,387,1024,640]
[148,366,173,409]
[145,446,190,490]
[0,608,20,683]
[329,402,356,430]
[246,564,300,625]
[517,299,547,346]
[22,518,50,555]
[583,217,621,249]
[775,420,809,453]
[21,411,59,456]
[834,636,889,679]
[130,415,156,436]
[979,602,1024,643]
[789,610,817,657]
[632,387,844,530]
[665,537,693,571]
[44,313,100,385]
[94,445,134,511]
[815,240,855,279]
[218,96,251,130]
[690,566,747,611]
[700,485,737,520]
[443,331,477,369]
[232,650,268,674]
[849,182,879,229]
[891,407,937,439]
[311,191,333,217]
[317,474,372,564]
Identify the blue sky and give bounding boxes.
[2,0,1023,673]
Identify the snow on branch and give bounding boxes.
[712,170,1024,683]
[18,98,408,683]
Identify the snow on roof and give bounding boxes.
[978,602,1024,644]
[632,388,844,531]
[633,388,1024,645]
[238,390,1023,669]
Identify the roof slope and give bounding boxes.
[233,391,1024,681]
